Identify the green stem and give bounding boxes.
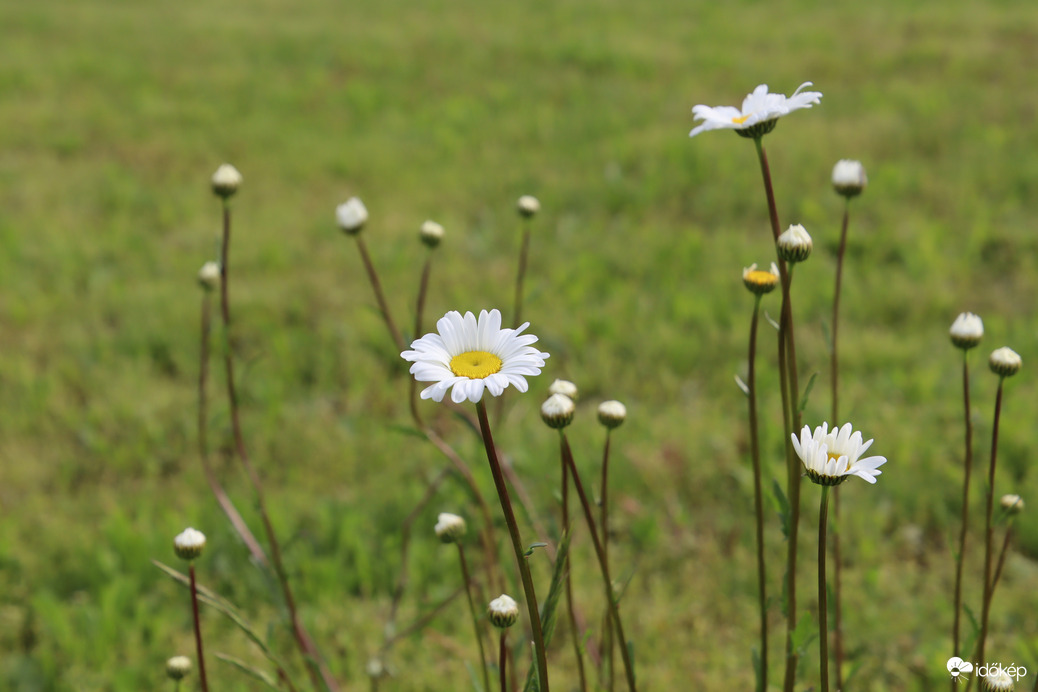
[354,235,405,352]
[601,429,616,692]
[189,563,210,692]
[219,202,337,692]
[747,295,768,692]
[458,544,492,692]
[512,222,532,329]
[976,377,1005,676]
[475,400,550,692]
[952,352,974,667]
[560,433,637,691]
[830,197,850,691]
[818,486,831,692]
[560,434,589,692]
[753,138,802,692]
[499,631,509,692]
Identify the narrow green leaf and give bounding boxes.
[522,533,571,692]
[214,653,281,691]
[770,480,791,539]
[797,372,818,414]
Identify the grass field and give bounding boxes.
[1,0,1037,689]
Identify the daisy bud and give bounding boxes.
[488,594,519,629]
[983,668,1015,691]
[831,159,867,198]
[166,655,192,681]
[540,393,575,429]
[173,527,206,561]
[1001,494,1024,515]
[548,379,578,400]
[517,195,540,218]
[742,262,780,296]
[336,197,369,235]
[776,224,812,264]
[210,164,242,199]
[989,347,1022,378]
[197,261,221,292]
[366,658,386,679]
[434,513,467,544]
[419,220,444,248]
[597,400,627,429]
[949,312,984,350]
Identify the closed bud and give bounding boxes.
[336,197,369,235]
[776,224,812,264]
[173,527,206,561]
[597,400,627,429]
[166,656,192,681]
[488,594,519,629]
[197,261,221,291]
[210,164,242,199]
[434,513,466,544]
[949,312,984,350]
[517,195,540,218]
[419,220,444,248]
[989,347,1022,378]
[832,159,867,198]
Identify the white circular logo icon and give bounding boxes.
[947,657,974,680]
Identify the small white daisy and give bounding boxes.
[791,422,887,486]
[689,82,822,139]
[401,309,549,404]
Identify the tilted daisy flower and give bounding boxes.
[791,422,887,486]
[690,82,822,139]
[402,309,549,404]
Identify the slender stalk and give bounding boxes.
[354,235,405,352]
[746,295,768,692]
[511,222,532,329]
[830,197,850,692]
[753,138,802,692]
[976,377,1006,674]
[189,563,210,692]
[219,203,337,691]
[458,544,492,692]
[817,486,832,692]
[560,434,637,691]
[601,429,616,692]
[475,400,550,692]
[559,433,589,692]
[991,524,1014,593]
[198,289,268,566]
[499,631,509,692]
[953,351,974,668]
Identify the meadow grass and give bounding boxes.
[1,0,1037,689]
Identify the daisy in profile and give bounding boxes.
[401,309,549,404]
[690,82,822,139]
[792,422,887,486]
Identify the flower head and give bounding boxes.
[984,668,1015,691]
[776,224,813,263]
[597,400,627,429]
[434,512,467,543]
[791,423,887,486]
[517,195,540,218]
[420,220,444,248]
[401,309,549,404]
[541,393,575,429]
[950,312,984,350]
[742,262,780,296]
[989,347,1022,378]
[197,261,221,292]
[174,527,207,561]
[548,378,578,400]
[832,159,868,198]
[1001,493,1024,515]
[211,164,242,199]
[689,82,822,139]
[336,197,368,235]
[488,594,519,629]
[166,655,192,681]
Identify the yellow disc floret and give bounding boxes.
[450,351,503,379]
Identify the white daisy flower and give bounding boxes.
[791,422,887,486]
[984,668,1015,691]
[689,82,822,139]
[401,309,549,404]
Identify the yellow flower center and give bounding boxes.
[732,114,751,124]
[746,270,777,286]
[450,350,503,379]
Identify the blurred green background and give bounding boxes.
[1,0,1036,689]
